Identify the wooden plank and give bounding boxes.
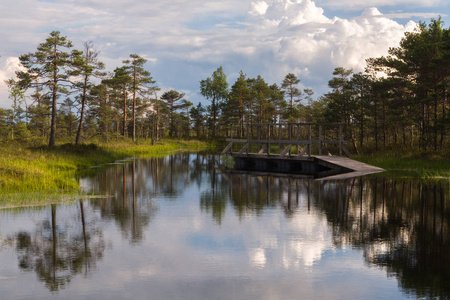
[228,122,346,127]
[278,124,282,153]
[258,144,267,154]
[221,142,233,154]
[238,143,249,154]
[298,146,308,157]
[341,145,352,157]
[257,125,261,151]
[307,125,311,156]
[319,125,322,155]
[226,138,345,144]
[223,123,351,157]
[322,147,332,156]
[314,155,384,173]
[280,144,291,156]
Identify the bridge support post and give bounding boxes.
[319,125,322,156]
[258,125,261,153]
[308,125,311,156]
[246,124,250,155]
[278,124,282,154]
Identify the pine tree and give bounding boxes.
[16,31,75,147]
[200,67,228,138]
[281,73,301,119]
[161,90,185,137]
[123,54,158,142]
[72,42,105,144]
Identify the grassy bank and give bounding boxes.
[0,139,210,197]
[356,151,450,179]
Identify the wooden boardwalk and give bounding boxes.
[313,155,385,180]
[222,123,385,180]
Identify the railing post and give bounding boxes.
[308,125,311,156]
[288,124,292,156]
[267,124,271,156]
[296,124,300,155]
[246,124,250,155]
[339,124,343,156]
[230,124,233,154]
[258,124,261,152]
[319,125,322,156]
[278,124,282,154]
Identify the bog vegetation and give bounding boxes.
[0,20,449,155]
[0,20,449,196]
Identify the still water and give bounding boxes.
[0,153,449,299]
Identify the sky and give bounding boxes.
[0,0,449,108]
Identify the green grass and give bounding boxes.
[0,139,210,204]
[356,151,450,179]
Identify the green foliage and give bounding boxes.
[200,66,229,137]
[2,22,450,161]
[357,151,450,178]
[16,31,75,147]
[123,54,159,141]
[0,139,209,199]
[281,73,301,118]
[364,19,450,152]
[161,90,185,137]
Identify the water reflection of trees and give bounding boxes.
[87,160,158,244]
[203,170,311,223]
[312,177,450,299]
[212,171,450,297]
[84,154,208,243]
[80,153,450,297]
[14,202,106,292]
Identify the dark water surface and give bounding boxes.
[0,154,449,299]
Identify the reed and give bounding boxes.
[0,139,209,199]
[356,152,450,179]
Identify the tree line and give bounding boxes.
[1,20,449,153]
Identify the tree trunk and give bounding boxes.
[123,89,127,137]
[75,76,88,144]
[49,49,58,147]
[212,95,216,138]
[132,67,136,142]
[49,81,58,147]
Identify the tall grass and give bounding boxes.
[0,139,210,198]
[357,151,450,179]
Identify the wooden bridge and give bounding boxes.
[222,123,384,179]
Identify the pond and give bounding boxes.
[0,153,449,299]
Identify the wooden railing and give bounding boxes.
[222,123,351,157]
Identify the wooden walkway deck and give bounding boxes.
[313,155,385,180]
[230,153,385,180]
[222,123,385,180]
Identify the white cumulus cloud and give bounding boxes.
[0,57,26,107]
[0,0,438,108]
[315,0,445,10]
[235,0,418,91]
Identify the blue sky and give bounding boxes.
[0,0,449,108]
